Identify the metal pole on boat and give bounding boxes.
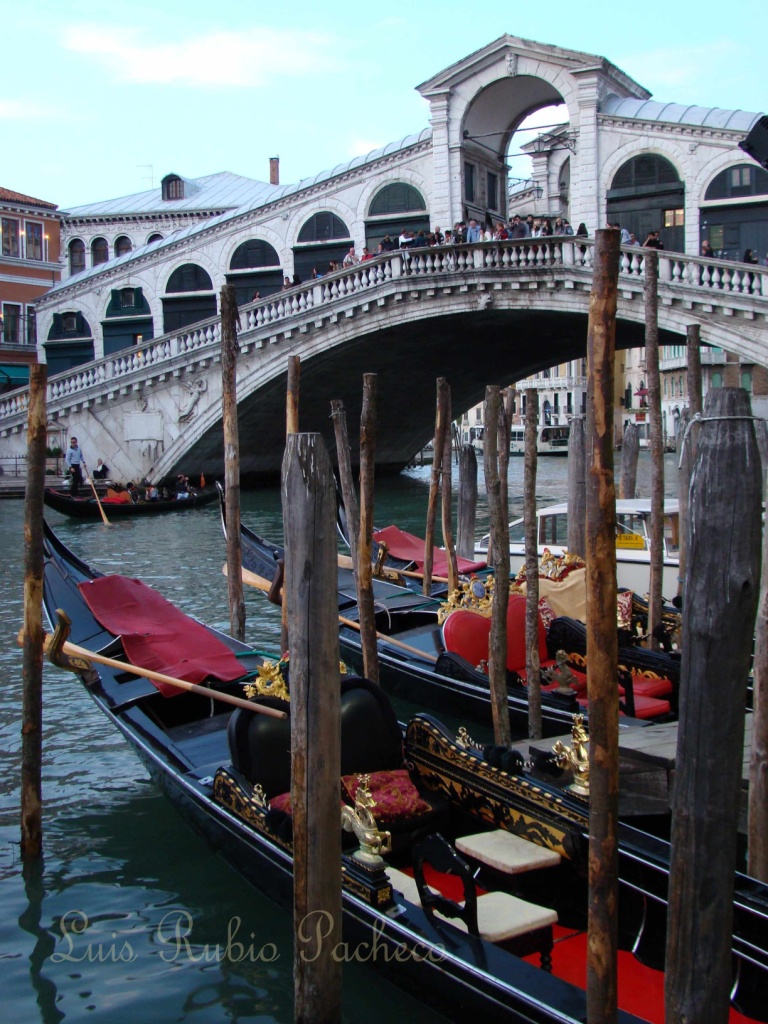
[331,400,360,575]
[618,421,639,500]
[440,382,459,595]
[282,433,342,1023]
[567,415,587,558]
[423,378,450,595]
[456,444,478,560]
[644,250,664,649]
[21,363,47,859]
[665,388,761,1022]
[358,373,380,683]
[484,385,512,746]
[585,227,621,1024]
[221,284,245,642]
[524,387,542,740]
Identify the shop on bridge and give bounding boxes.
[225,239,283,304]
[292,213,352,281]
[606,154,685,252]
[161,264,217,333]
[699,162,768,261]
[44,311,94,374]
[101,287,154,356]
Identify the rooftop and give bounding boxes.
[1,187,58,210]
[600,96,762,133]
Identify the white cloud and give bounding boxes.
[61,25,346,87]
[0,99,48,119]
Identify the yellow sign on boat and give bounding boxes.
[616,532,646,550]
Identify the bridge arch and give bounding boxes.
[363,179,429,249]
[162,262,217,334]
[292,207,354,280]
[225,237,283,302]
[697,158,768,261]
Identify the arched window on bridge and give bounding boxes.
[162,263,216,334]
[700,163,768,262]
[293,212,352,281]
[606,154,684,253]
[147,232,164,245]
[102,287,154,356]
[227,239,282,303]
[365,183,429,251]
[91,236,109,266]
[114,235,132,258]
[44,311,94,374]
[68,238,85,276]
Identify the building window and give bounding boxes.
[91,237,109,265]
[711,371,723,388]
[26,307,36,345]
[26,222,43,260]
[2,304,21,344]
[663,378,667,396]
[69,239,85,275]
[162,175,185,201]
[664,209,684,228]
[465,162,475,203]
[147,232,164,244]
[114,235,132,258]
[297,212,350,243]
[678,376,683,396]
[62,313,78,332]
[120,288,135,308]
[705,163,768,201]
[2,217,20,258]
[741,371,752,393]
[487,172,498,211]
[475,407,482,422]
[369,184,427,216]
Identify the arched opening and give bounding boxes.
[607,155,685,252]
[462,76,569,226]
[68,238,85,276]
[162,263,216,333]
[44,311,94,373]
[161,174,185,201]
[114,235,132,258]
[102,287,154,356]
[700,163,768,260]
[226,239,282,303]
[365,183,429,250]
[147,232,164,245]
[293,212,352,281]
[91,237,108,266]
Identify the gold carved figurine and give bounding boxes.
[341,774,392,867]
[552,714,590,797]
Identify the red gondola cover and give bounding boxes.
[372,524,487,576]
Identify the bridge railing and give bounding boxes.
[1,240,766,425]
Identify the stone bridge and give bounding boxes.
[2,239,766,482]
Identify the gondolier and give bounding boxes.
[65,437,86,496]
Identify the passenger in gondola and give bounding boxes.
[146,481,159,501]
[176,474,190,500]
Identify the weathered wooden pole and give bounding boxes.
[749,479,768,881]
[665,387,761,1023]
[358,374,379,683]
[677,324,703,602]
[440,384,459,594]
[567,415,587,557]
[524,388,542,740]
[331,400,360,573]
[282,433,342,1024]
[619,421,639,499]
[221,285,245,642]
[281,355,301,652]
[500,388,513,534]
[21,363,48,860]
[644,249,664,645]
[484,385,512,747]
[585,227,621,1024]
[456,444,478,560]
[423,378,450,595]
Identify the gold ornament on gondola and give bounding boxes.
[437,573,496,625]
[552,715,590,797]
[244,659,290,702]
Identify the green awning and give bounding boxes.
[0,364,31,384]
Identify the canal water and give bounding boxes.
[0,454,677,1023]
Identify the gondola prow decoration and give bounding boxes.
[552,715,590,797]
[341,775,392,867]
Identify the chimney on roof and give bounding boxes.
[269,157,280,186]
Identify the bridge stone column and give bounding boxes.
[570,70,602,233]
[427,91,453,231]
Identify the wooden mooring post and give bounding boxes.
[567,415,586,557]
[484,385,511,747]
[750,480,768,881]
[644,250,664,645]
[456,444,478,560]
[281,355,301,653]
[221,285,245,642]
[331,400,360,574]
[585,227,621,1024]
[524,387,542,740]
[677,323,703,602]
[665,387,761,1023]
[21,363,48,860]
[358,374,379,683]
[619,421,639,500]
[282,433,342,1024]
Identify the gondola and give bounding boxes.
[219,484,680,739]
[41,524,767,1023]
[43,485,219,518]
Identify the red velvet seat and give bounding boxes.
[629,673,674,699]
[575,693,671,719]
[442,610,492,669]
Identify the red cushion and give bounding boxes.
[270,791,346,815]
[442,610,491,668]
[506,595,548,672]
[341,769,433,823]
[538,597,557,629]
[577,694,671,719]
[630,674,673,698]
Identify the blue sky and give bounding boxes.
[3,0,764,209]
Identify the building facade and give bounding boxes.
[0,187,61,390]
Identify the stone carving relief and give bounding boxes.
[178,379,208,423]
[506,53,518,77]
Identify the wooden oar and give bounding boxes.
[84,465,110,525]
[230,564,439,664]
[336,552,451,585]
[36,611,286,718]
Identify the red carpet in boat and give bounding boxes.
[523,926,758,1023]
[78,575,244,697]
[373,525,487,576]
